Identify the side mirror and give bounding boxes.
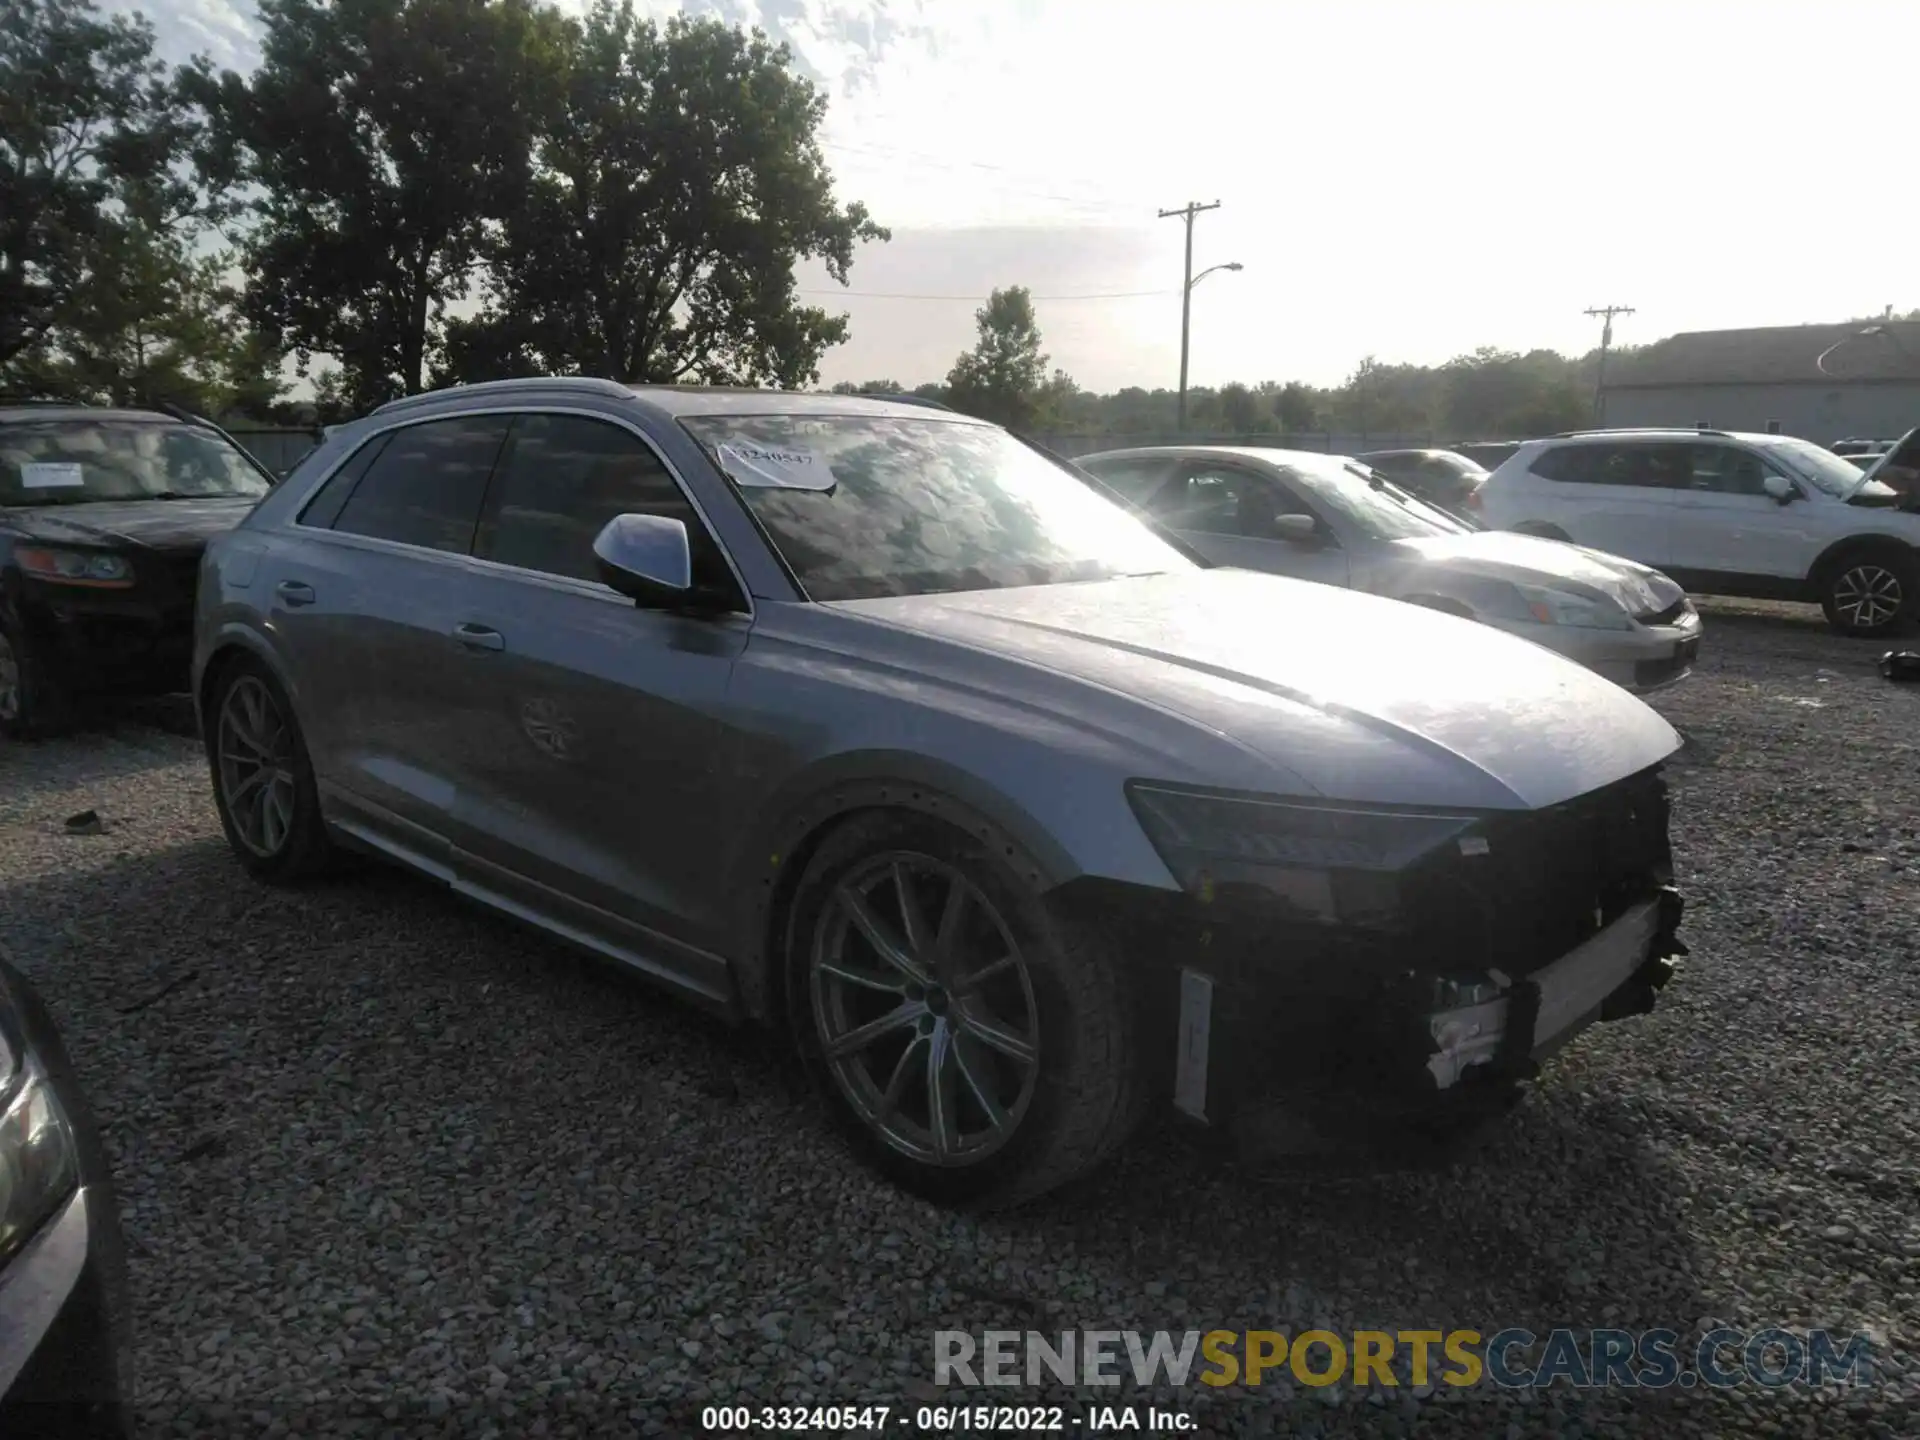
[594,512,693,605]
[1270,513,1322,546]
[1761,475,1796,504]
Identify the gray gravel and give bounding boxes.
[0,600,1916,1438]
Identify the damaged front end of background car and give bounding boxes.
[1056,765,1687,1151]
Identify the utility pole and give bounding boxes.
[1160,200,1221,433]
[1584,304,1635,425]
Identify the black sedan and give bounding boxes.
[0,956,132,1438]
[0,406,275,738]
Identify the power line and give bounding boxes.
[1584,304,1635,424]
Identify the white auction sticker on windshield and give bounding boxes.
[21,462,85,489]
[715,443,838,492]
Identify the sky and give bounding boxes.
[132,0,1919,393]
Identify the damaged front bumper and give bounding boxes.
[1421,885,1684,1090]
[1063,766,1688,1135]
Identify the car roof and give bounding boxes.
[0,404,176,426]
[364,377,991,427]
[1539,427,1787,445]
[1079,444,1349,470]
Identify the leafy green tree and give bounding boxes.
[944,286,1058,430]
[442,3,885,389]
[1216,381,1264,433]
[830,380,908,395]
[1267,380,1323,433]
[1,0,209,377]
[17,183,283,413]
[193,0,570,412]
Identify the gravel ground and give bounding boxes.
[1,599,1917,1439]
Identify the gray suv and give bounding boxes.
[194,379,1687,1208]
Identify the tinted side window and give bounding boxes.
[330,416,510,553]
[1531,443,1690,488]
[299,432,392,529]
[475,414,720,587]
[1529,445,1597,483]
[1166,465,1316,537]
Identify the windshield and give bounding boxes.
[1282,456,1473,540]
[681,414,1194,602]
[0,420,273,506]
[1762,436,1876,498]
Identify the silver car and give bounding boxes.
[193,379,1688,1209]
[1079,446,1703,694]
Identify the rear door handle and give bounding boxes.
[275,580,316,607]
[453,622,505,653]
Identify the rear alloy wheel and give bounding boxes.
[1822,556,1911,636]
[0,621,73,740]
[208,658,333,882]
[787,811,1142,1209]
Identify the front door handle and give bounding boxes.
[453,622,505,653]
[275,580,316,607]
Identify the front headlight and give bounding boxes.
[1506,582,1634,630]
[16,547,135,588]
[0,1021,81,1266]
[1126,783,1479,923]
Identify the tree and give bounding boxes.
[830,379,907,395]
[193,0,570,412]
[16,183,283,412]
[1268,380,1322,433]
[944,286,1056,430]
[1217,381,1263,434]
[441,3,885,389]
[0,0,208,376]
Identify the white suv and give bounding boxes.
[1477,428,1920,636]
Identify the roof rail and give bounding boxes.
[1552,425,1733,439]
[370,376,635,417]
[810,389,956,413]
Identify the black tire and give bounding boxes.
[784,809,1143,1210]
[205,654,334,883]
[0,617,74,740]
[1819,548,1914,637]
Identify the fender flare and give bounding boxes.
[195,623,302,741]
[724,755,1082,1024]
[1807,534,1919,588]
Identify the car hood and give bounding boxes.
[0,496,259,550]
[1389,530,1684,614]
[830,569,1681,811]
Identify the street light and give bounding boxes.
[1177,261,1243,433]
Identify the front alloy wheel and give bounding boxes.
[810,854,1040,1166]
[786,810,1143,1209]
[1826,560,1907,635]
[0,623,73,740]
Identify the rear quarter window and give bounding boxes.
[1528,445,1599,483]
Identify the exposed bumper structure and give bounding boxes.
[1067,766,1687,1136]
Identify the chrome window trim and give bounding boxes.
[286,403,756,618]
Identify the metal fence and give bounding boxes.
[227,428,323,476]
